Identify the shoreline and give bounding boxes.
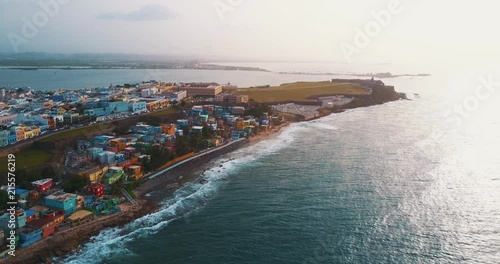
[3,80,404,263]
[3,122,290,264]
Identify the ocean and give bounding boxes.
[10,62,499,263]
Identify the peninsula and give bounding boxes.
[0,78,405,263]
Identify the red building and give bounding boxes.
[29,211,65,238]
[86,183,105,198]
[31,178,53,193]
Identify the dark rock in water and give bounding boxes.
[199,178,209,184]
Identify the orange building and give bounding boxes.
[161,124,176,135]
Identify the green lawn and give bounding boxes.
[0,150,53,173]
[40,124,112,142]
[235,81,369,103]
[144,107,177,117]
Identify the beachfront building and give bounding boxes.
[18,226,43,248]
[68,210,94,226]
[44,191,77,216]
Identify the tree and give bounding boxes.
[175,136,193,156]
[245,103,273,117]
[202,126,215,140]
[63,176,86,193]
[0,191,8,210]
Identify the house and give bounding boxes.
[18,226,43,248]
[0,114,16,125]
[73,165,109,183]
[126,165,144,180]
[29,206,50,217]
[0,130,10,147]
[129,101,147,113]
[68,210,94,226]
[102,167,125,185]
[44,191,77,216]
[86,183,105,198]
[63,112,81,125]
[15,188,30,200]
[160,124,176,135]
[25,210,40,223]
[98,151,116,165]
[94,135,113,146]
[31,178,53,193]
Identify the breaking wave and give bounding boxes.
[60,123,302,263]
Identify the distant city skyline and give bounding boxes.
[1,0,499,65]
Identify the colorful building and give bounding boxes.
[18,226,42,248]
[31,178,53,193]
[44,191,77,216]
[102,167,125,185]
[86,183,105,198]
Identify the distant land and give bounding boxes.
[0,52,269,72]
[279,71,431,78]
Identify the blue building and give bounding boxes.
[52,95,64,102]
[129,101,147,113]
[44,191,77,216]
[84,108,106,118]
[8,132,17,145]
[108,102,129,114]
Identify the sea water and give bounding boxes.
[52,63,500,263]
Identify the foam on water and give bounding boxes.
[60,124,302,263]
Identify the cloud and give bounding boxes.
[98,4,175,21]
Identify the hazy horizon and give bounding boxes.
[1,0,500,66]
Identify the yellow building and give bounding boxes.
[76,166,109,183]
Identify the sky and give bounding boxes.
[0,0,499,64]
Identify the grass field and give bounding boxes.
[0,149,53,173]
[143,107,177,117]
[235,81,369,103]
[40,124,112,142]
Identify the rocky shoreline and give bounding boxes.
[2,200,159,264]
[2,123,290,264]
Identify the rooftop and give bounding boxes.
[68,210,93,221]
[31,178,52,186]
[45,191,76,202]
